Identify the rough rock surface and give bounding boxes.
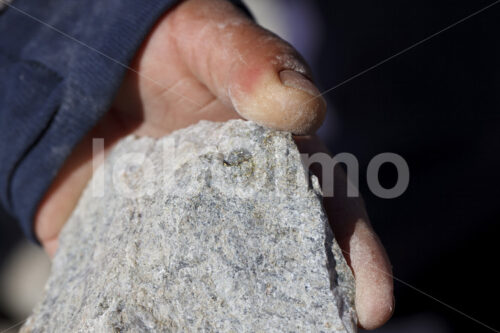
[22,120,357,332]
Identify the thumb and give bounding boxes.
[167,0,326,134]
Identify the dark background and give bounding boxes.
[0,206,24,328]
[312,0,500,332]
[1,0,499,332]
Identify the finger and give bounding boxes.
[326,171,394,330]
[167,0,326,134]
[294,136,394,330]
[35,112,130,257]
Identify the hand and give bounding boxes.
[34,0,393,329]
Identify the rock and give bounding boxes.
[22,120,357,332]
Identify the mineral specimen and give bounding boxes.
[22,120,357,332]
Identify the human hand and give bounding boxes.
[34,0,393,329]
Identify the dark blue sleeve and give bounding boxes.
[0,0,251,241]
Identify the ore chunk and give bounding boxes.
[22,120,357,332]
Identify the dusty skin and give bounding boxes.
[34,0,393,329]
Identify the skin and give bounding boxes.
[34,0,393,329]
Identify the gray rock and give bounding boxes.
[22,120,357,332]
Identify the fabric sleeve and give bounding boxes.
[0,0,251,241]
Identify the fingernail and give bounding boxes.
[279,69,321,97]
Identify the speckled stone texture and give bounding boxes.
[22,120,357,332]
